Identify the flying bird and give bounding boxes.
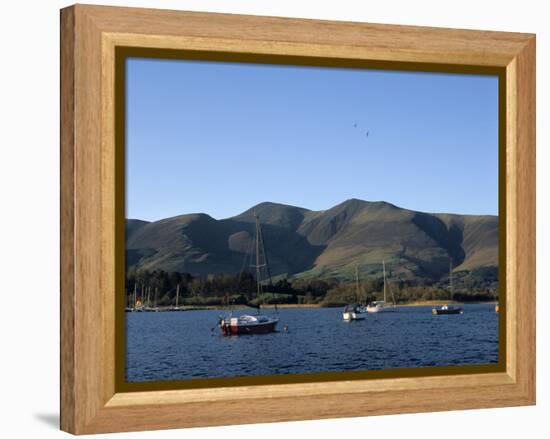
[353,123,371,139]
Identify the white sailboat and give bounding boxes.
[144,286,160,312]
[343,266,367,320]
[432,259,463,315]
[143,285,154,312]
[366,261,396,313]
[124,283,136,312]
[171,283,184,311]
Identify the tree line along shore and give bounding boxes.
[126,268,499,308]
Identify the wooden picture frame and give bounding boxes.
[60,4,536,434]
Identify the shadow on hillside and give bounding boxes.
[411,212,466,271]
[227,219,327,276]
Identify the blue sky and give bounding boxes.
[126,58,498,221]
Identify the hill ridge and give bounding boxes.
[126,199,498,282]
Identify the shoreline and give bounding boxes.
[395,300,497,307]
[130,300,497,312]
[262,300,497,309]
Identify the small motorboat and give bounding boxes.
[343,303,367,321]
[432,304,463,315]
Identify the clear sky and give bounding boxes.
[126,58,498,221]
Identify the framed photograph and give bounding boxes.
[60,4,535,434]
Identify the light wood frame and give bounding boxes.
[60,4,536,434]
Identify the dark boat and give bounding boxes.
[432,258,463,316]
[219,211,279,336]
[432,305,463,315]
[343,266,367,320]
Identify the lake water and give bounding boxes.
[125,304,499,382]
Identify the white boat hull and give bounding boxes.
[343,311,367,320]
[366,303,397,313]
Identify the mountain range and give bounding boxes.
[126,199,498,282]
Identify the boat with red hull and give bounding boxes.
[218,211,281,336]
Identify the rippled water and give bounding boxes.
[125,304,498,382]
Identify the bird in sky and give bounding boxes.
[353,122,370,138]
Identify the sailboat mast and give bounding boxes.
[133,283,137,309]
[175,283,180,308]
[355,265,360,302]
[449,258,453,300]
[383,261,387,303]
[255,212,261,299]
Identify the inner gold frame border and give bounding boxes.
[114,47,507,392]
[60,4,536,434]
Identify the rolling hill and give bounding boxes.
[126,199,498,282]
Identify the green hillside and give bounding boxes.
[126,199,498,284]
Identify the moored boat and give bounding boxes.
[143,286,160,312]
[126,283,144,312]
[366,261,397,313]
[218,211,280,335]
[219,314,279,335]
[343,303,367,321]
[432,258,463,316]
[170,284,185,311]
[343,265,368,320]
[432,304,463,315]
[366,300,387,313]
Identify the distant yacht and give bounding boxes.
[343,266,367,321]
[125,283,143,312]
[219,212,279,335]
[432,259,463,315]
[170,284,184,311]
[144,286,160,312]
[366,261,396,313]
[342,303,367,321]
